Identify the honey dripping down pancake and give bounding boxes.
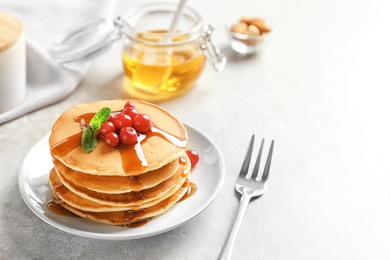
[47,100,200,227]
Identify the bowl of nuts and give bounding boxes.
[228,16,272,54]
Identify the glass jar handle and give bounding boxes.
[200,25,227,72]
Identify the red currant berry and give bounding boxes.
[113,113,133,129]
[133,113,151,133]
[104,132,119,147]
[119,127,138,145]
[122,107,139,120]
[99,121,116,137]
[186,150,199,168]
[124,101,136,109]
[108,113,116,123]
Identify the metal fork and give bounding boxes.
[218,135,274,260]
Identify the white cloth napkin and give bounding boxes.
[0,0,117,125]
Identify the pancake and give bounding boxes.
[55,154,190,207]
[53,154,184,193]
[49,100,188,176]
[49,168,188,212]
[53,180,190,226]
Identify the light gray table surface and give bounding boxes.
[1,0,390,259]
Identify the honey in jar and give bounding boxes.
[122,30,206,102]
[118,2,226,102]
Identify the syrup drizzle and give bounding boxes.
[179,156,190,177]
[50,132,83,157]
[179,181,197,202]
[117,134,148,174]
[73,113,95,123]
[123,218,152,228]
[47,199,78,218]
[179,156,187,165]
[149,126,187,148]
[50,113,94,157]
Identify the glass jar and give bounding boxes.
[116,2,225,102]
[50,2,226,103]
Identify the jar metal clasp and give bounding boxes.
[200,25,227,72]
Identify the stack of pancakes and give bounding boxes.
[48,100,191,226]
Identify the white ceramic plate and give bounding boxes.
[18,123,225,240]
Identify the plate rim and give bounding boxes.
[18,122,225,240]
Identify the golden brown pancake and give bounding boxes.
[52,154,185,193]
[51,172,190,225]
[49,100,188,176]
[55,155,190,207]
[49,168,188,212]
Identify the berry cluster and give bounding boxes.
[99,101,151,148]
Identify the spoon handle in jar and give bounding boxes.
[168,0,187,33]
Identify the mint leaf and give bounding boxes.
[90,107,111,131]
[82,127,97,152]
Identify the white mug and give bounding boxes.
[0,13,26,113]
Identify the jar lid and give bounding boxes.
[50,18,121,63]
[0,13,23,52]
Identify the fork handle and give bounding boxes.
[218,191,252,260]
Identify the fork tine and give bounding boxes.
[261,140,274,182]
[251,138,264,179]
[239,135,255,178]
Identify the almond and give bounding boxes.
[245,25,261,36]
[247,18,272,33]
[231,21,248,34]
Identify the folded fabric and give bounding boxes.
[0,39,88,125]
[0,0,117,125]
